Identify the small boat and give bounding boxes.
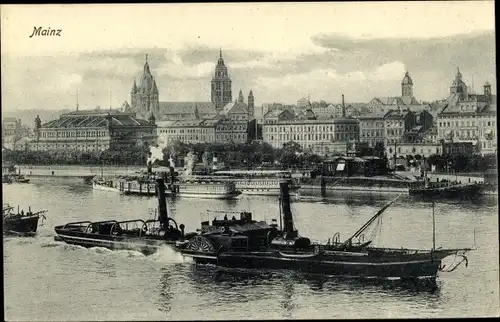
[54,177,187,255]
[9,174,30,184]
[2,175,13,184]
[3,204,47,236]
[92,178,119,192]
[177,182,472,280]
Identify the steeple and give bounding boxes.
[131,79,138,93]
[143,54,151,75]
[450,67,467,99]
[211,47,232,111]
[76,90,79,112]
[238,89,244,103]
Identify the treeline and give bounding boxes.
[2,148,149,166]
[2,140,496,173]
[424,153,497,173]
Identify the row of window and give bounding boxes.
[265,133,357,142]
[41,130,108,138]
[439,120,495,127]
[361,130,384,137]
[264,124,357,133]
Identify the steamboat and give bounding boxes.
[3,204,47,236]
[115,152,241,199]
[54,178,188,255]
[2,163,30,183]
[208,170,300,196]
[177,182,472,280]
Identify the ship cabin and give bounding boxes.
[200,211,279,251]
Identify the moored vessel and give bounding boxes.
[199,170,300,196]
[177,182,472,280]
[3,204,47,236]
[54,178,187,255]
[92,178,119,192]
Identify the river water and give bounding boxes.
[3,178,499,320]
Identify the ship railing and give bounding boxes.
[110,219,147,237]
[83,220,119,234]
[61,221,93,230]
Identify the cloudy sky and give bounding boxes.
[1,2,495,113]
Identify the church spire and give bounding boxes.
[238,89,244,103]
[220,48,222,59]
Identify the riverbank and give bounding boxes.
[15,165,185,179]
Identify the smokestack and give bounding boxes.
[147,160,153,175]
[156,178,168,229]
[341,94,346,117]
[279,181,294,234]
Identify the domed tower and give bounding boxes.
[211,49,232,111]
[450,67,468,100]
[483,82,492,103]
[401,71,413,96]
[131,54,160,118]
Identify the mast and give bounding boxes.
[340,193,402,247]
[432,200,436,251]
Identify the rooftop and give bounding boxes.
[41,111,153,129]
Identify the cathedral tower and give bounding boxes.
[130,54,160,118]
[248,90,255,119]
[211,49,232,111]
[238,89,244,103]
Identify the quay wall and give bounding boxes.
[16,165,184,178]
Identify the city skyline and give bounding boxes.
[1,2,495,112]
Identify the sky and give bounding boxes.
[1,2,496,113]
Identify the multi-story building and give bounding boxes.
[358,111,386,147]
[262,108,359,150]
[2,117,21,137]
[216,101,249,143]
[385,142,442,163]
[156,119,220,147]
[156,100,251,147]
[384,108,417,145]
[437,68,496,155]
[32,110,157,152]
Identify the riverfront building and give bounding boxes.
[437,68,497,155]
[262,108,359,150]
[32,110,157,152]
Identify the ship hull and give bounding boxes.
[175,191,241,200]
[92,182,119,192]
[54,228,175,255]
[3,215,40,235]
[239,187,299,196]
[409,183,481,200]
[181,249,452,279]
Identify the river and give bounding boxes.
[3,179,499,320]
